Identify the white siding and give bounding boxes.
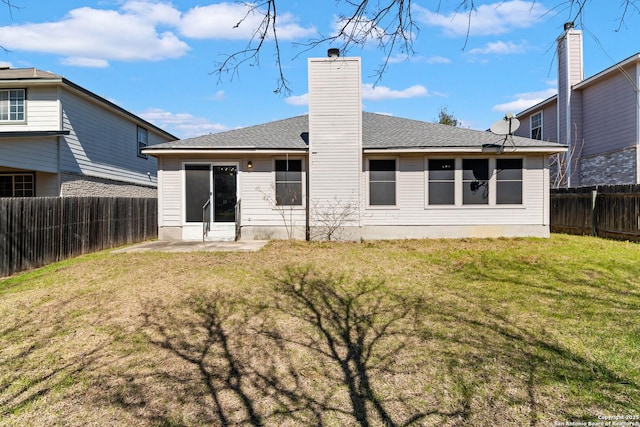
[308,57,362,225]
[158,157,182,226]
[158,155,307,237]
[0,86,60,131]
[59,87,159,186]
[0,136,58,172]
[240,157,306,231]
[361,154,548,228]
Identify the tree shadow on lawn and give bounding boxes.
[0,293,120,420]
[107,263,640,426]
[418,251,640,425]
[129,266,466,426]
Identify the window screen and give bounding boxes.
[428,159,455,205]
[275,159,302,206]
[462,159,489,205]
[369,159,396,206]
[496,158,523,204]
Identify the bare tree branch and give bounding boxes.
[213,0,640,94]
[213,1,291,95]
[296,0,419,85]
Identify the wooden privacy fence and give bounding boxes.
[0,197,157,277]
[550,185,640,242]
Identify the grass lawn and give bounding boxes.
[0,234,639,426]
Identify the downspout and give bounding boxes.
[305,156,310,240]
[56,135,62,196]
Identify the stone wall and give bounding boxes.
[579,146,637,186]
[60,173,157,198]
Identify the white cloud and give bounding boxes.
[387,54,451,64]
[61,57,109,68]
[415,1,548,37]
[426,56,452,64]
[121,1,182,26]
[180,3,315,40]
[286,83,429,106]
[140,108,230,139]
[210,90,226,101]
[362,83,429,101]
[0,1,314,67]
[285,93,308,106]
[0,2,189,66]
[468,40,527,55]
[0,61,12,68]
[492,88,557,113]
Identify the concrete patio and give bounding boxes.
[112,240,270,253]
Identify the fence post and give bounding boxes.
[591,189,597,237]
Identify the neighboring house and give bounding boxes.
[144,53,565,242]
[0,67,177,197]
[514,22,640,187]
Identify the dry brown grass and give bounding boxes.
[1,235,639,426]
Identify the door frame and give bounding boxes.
[181,161,240,226]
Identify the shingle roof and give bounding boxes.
[0,68,62,80]
[146,112,564,152]
[148,115,310,150]
[0,67,177,141]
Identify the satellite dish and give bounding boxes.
[489,113,520,152]
[490,114,520,135]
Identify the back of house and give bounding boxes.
[144,51,565,242]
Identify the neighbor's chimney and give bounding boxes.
[557,22,583,186]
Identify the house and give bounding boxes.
[514,22,640,187]
[144,52,566,241]
[0,67,177,197]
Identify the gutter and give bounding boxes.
[363,146,567,154]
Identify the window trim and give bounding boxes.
[137,126,148,159]
[530,111,543,140]
[424,156,525,208]
[367,157,398,208]
[274,158,305,208]
[0,88,26,123]
[0,172,36,197]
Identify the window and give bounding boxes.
[137,126,148,158]
[0,89,25,122]
[462,159,489,205]
[428,159,455,205]
[530,112,542,140]
[496,159,523,204]
[369,159,396,206]
[275,159,302,206]
[0,173,35,197]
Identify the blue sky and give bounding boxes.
[0,1,638,139]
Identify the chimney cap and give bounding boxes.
[327,48,340,58]
[564,22,574,31]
